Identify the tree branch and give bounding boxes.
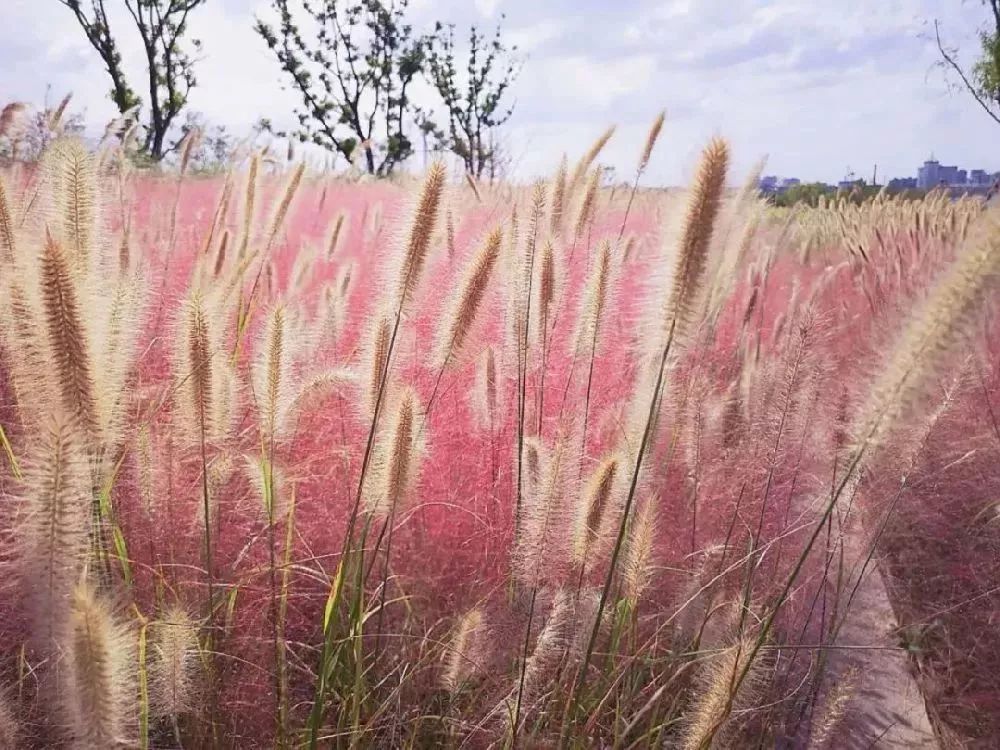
[936,19,1000,126]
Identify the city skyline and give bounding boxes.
[760,154,1000,193]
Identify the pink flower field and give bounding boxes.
[1,130,999,749]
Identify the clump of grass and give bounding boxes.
[62,584,136,749]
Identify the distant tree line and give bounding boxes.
[54,0,521,178]
[765,181,934,208]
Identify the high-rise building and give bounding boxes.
[917,157,939,188]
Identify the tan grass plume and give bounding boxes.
[442,609,486,692]
[38,232,99,433]
[571,454,620,571]
[549,155,568,235]
[395,162,447,307]
[150,605,200,722]
[663,137,729,340]
[680,635,767,750]
[365,387,423,518]
[569,126,616,196]
[62,584,136,749]
[432,226,503,370]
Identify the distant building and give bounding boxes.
[888,177,917,191]
[970,169,990,185]
[780,178,801,189]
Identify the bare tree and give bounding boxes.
[57,0,207,160]
[425,18,520,179]
[934,1,1000,126]
[255,0,426,176]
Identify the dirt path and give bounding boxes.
[817,489,938,748]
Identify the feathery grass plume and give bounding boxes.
[702,166,766,327]
[97,275,142,449]
[514,434,574,585]
[116,224,131,275]
[680,635,767,750]
[571,454,620,571]
[364,386,423,518]
[622,496,657,606]
[288,367,358,417]
[533,238,556,350]
[808,668,858,749]
[38,232,99,434]
[571,239,613,356]
[175,292,236,446]
[432,227,503,370]
[0,173,15,263]
[199,171,234,259]
[513,591,573,707]
[363,314,391,422]
[506,182,546,355]
[663,136,730,341]
[243,453,291,523]
[394,162,447,307]
[326,212,346,260]
[1,279,45,411]
[623,235,637,262]
[63,584,136,749]
[445,208,456,259]
[471,346,500,430]
[0,687,16,749]
[336,260,354,299]
[253,305,295,442]
[178,127,200,176]
[442,609,486,692]
[568,126,616,196]
[638,110,666,173]
[262,162,306,256]
[573,168,600,241]
[187,294,212,438]
[852,211,1000,454]
[45,138,99,264]
[149,605,199,721]
[522,436,547,502]
[212,229,230,278]
[549,154,568,235]
[237,152,260,260]
[0,102,27,140]
[19,414,90,648]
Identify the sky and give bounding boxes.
[1,0,997,186]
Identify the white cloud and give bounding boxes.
[0,0,996,185]
[474,0,503,18]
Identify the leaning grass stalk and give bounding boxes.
[517,185,546,524]
[617,110,665,242]
[577,241,613,464]
[241,163,306,331]
[417,227,504,437]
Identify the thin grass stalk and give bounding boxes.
[562,320,676,743]
[517,184,546,524]
[617,110,665,242]
[306,165,444,747]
